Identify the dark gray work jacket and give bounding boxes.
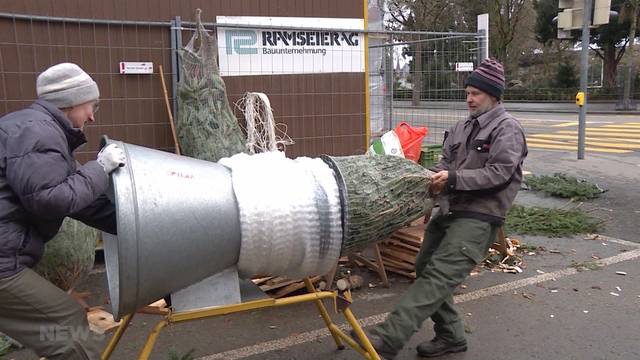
[431,104,528,224]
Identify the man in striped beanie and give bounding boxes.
[355,59,528,359]
[464,58,505,114]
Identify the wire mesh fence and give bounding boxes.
[0,13,174,163]
[0,13,370,159]
[0,9,487,162]
[369,32,483,146]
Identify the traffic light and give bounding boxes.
[557,0,611,34]
[592,0,612,25]
[558,0,585,30]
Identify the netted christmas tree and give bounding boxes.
[34,218,98,291]
[176,9,246,162]
[323,155,432,254]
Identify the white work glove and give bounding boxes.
[97,144,126,174]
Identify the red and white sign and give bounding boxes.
[119,62,154,74]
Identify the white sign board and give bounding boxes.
[217,16,365,76]
[119,62,153,74]
[455,62,474,72]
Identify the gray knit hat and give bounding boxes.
[36,63,99,108]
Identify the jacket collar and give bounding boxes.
[466,103,506,129]
[30,99,87,152]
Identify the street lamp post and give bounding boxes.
[577,0,593,160]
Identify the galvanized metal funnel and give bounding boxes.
[102,137,241,320]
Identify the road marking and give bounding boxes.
[552,128,640,134]
[578,141,638,150]
[552,122,580,127]
[526,137,640,150]
[197,241,640,360]
[579,128,640,133]
[557,130,640,138]
[596,235,640,248]
[525,141,631,153]
[602,124,640,129]
[550,121,615,127]
[527,134,640,143]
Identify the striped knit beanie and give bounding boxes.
[464,58,505,99]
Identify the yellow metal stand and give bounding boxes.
[101,278,380,360]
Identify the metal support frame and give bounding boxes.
[101,278,381,360]
[170,16,181,124]
[364,0,371,149]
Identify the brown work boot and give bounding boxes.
[349,328,398,360]
[416,337,467,358]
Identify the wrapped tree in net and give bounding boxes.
[177,9,246,162]
[34,218,98,291]
[323,155,433,254]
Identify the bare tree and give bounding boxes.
[621,0,639,109]
[489,0,529,75]
[387,0,457,105]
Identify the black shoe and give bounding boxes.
[416,337,467,358]
[349,329,398,360]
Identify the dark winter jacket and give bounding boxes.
[0,99,116,279]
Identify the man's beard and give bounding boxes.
[469,102,494,117]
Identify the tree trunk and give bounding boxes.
[498,41,509,67]
[622,0,638,109]
[604,46,618,89]
[542,43,551,86]
[412,42,423,106]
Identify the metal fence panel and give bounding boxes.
[370,32,483,146]
[0,14,175,163]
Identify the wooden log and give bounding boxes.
[350,253,382,273]
[384,239,421,253]
[272,276,321,298]
[372,243,390,288]
[396,226,425,240]
[138,306,171,316]
[137,299,170,315]
[382,265,416,279]
[380,248,417,265]
[380,251,414,268]
[382,243,419,258]
[251,276,275,286]
[382,258,415,271]
[87,309,121,334]
[390,234,424,248]
[260,279,298,292]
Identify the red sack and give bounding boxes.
[394,122,428,162]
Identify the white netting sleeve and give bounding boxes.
[219,152,343,279]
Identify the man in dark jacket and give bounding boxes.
[0,63,125,359]
[359,59,528,359]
